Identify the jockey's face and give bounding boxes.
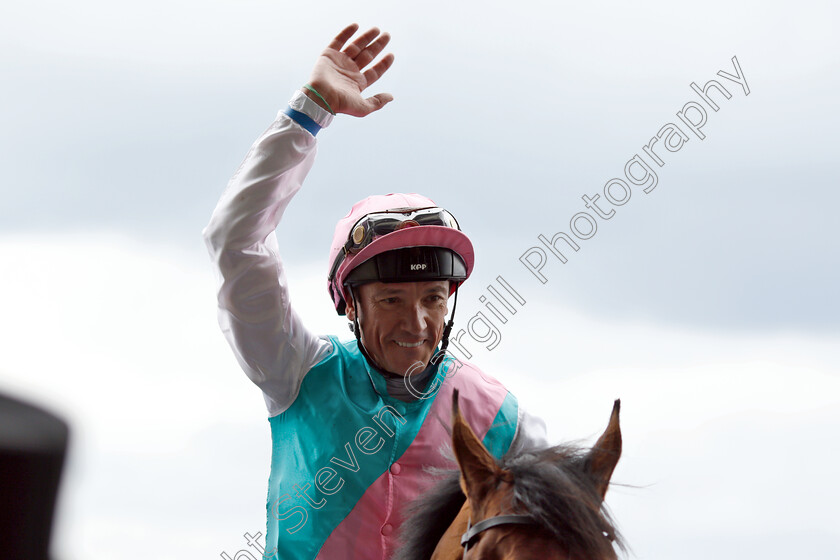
[346,280,450,376]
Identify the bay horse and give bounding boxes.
[395,391,625,560]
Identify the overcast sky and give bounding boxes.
[1,1,838,559]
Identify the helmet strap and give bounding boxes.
[348,287,381,370]
[439,283,459,355]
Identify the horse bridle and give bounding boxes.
[460,514,534,558]
[461,512,618,558]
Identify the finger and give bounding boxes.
[327,23,359,51]
[343,26,380,59]
[362,53,395,87]
[353,32,391,70]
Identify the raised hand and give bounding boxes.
[305,24,395,118]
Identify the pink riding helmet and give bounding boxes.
[328,193,475,315]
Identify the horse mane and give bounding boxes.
[394,443,625,560]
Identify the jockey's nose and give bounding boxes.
[405,299,429,333]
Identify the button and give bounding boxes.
[390,463,401,475]
[381,523,393,536]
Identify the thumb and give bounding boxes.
[362,92,394,115]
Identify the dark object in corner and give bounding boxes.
[0,391,69,560]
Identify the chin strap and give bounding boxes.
[439,283,459,355]
[348,286,380,369]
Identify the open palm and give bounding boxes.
[307,24,395,117]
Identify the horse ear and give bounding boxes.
[584,399,622,500]
[451,389,503,506]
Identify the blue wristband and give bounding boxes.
[283,106,321,136]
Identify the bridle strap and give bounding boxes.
[461,514,534,555]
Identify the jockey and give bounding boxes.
[204,24,547,560]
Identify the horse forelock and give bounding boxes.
[501,443,626,558]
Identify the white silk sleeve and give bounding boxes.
[510,404,550,453]
[203,92,335,417]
